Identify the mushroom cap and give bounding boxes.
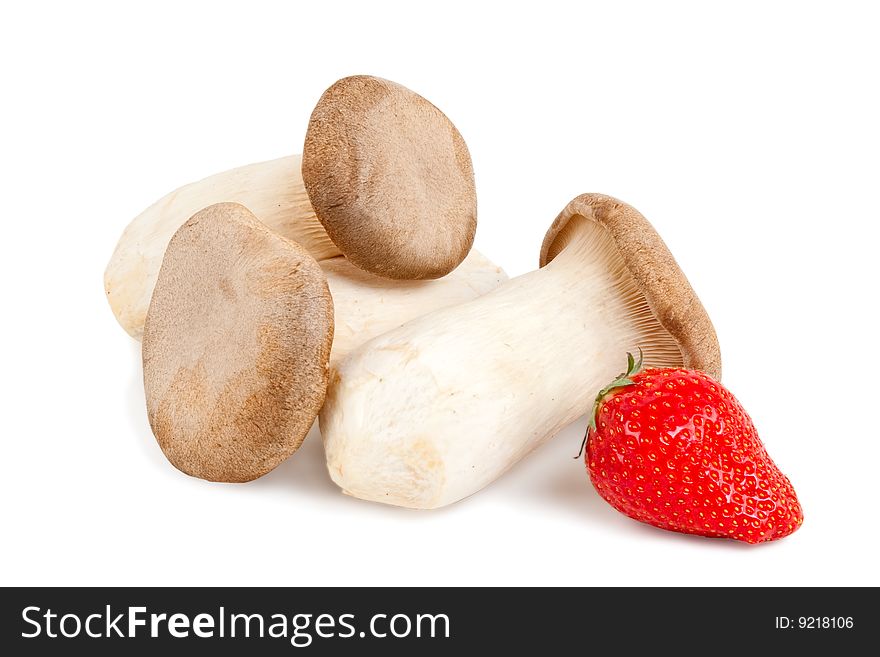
[539,194,722,379]
[302,75,477,280]
[142,203,334,482]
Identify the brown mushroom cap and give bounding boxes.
[302,75,476,280]
[142,203,334,482]
[540,194,722,379]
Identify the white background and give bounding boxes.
[2,1,878,586]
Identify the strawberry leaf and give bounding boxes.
[633,348,644,374]
[575,348,644,459]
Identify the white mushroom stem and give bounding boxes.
[104,156,507,352]
[104,156,340,339]
[320,215,683,509]
[321,250,507,366]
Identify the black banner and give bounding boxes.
[0,587,869,654]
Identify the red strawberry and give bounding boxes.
[581,351,803,543]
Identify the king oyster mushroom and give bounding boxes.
[320,194,722,509]
[105,75,495,343]
[143,203,334,483]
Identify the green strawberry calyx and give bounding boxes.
[574,348,644,459]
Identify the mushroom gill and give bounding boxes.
[541,212,684,370]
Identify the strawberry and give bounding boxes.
[580,351,803,543]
